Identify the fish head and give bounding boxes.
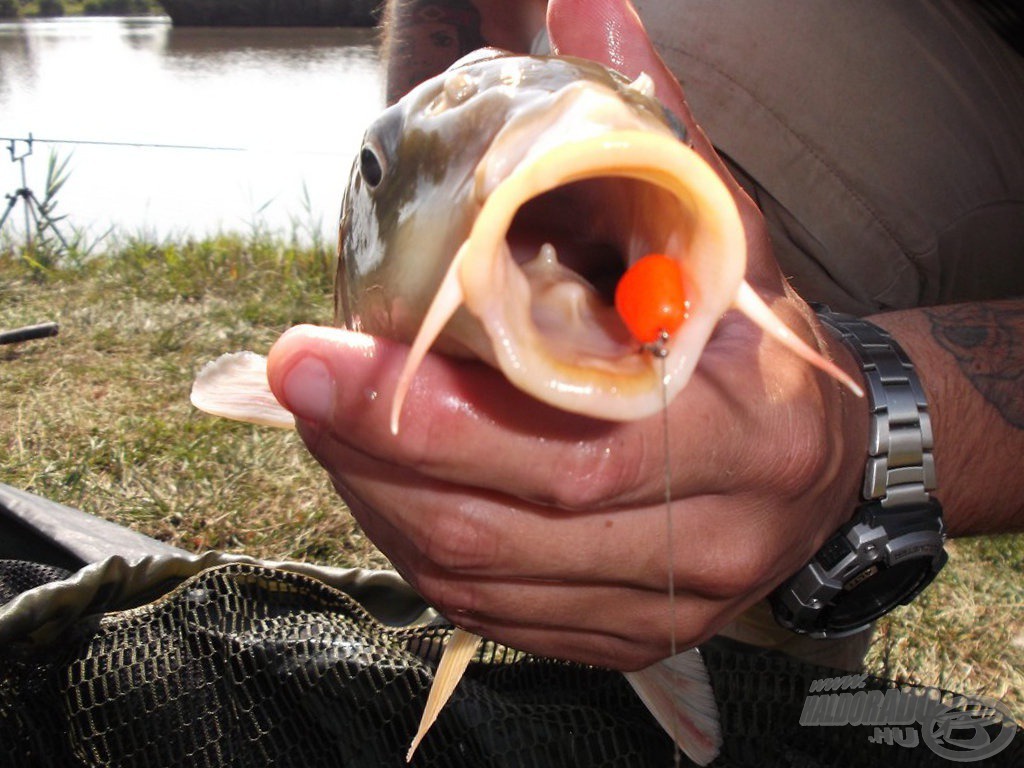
[337,50,514,351]
[198,50,856,435]
[337,49,748,424]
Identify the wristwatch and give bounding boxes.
[771,306,947,638]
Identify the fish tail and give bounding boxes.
[391,243,469,435]
[623,648,722,766]
[407,628,483,762]
[734,281,864,397]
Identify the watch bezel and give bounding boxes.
[771,499,947,638]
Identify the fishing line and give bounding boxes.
[651,332,682,768]
[658,349,678,665]
[647,333,679,768]
[0,134,348,156]
[615,255,688,765]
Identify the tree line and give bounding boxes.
[0,0,161,18]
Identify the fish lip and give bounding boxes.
[388,79,745,431]
[456,128,746,420]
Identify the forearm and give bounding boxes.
[869,300,1024,537]
[381,0,545,105]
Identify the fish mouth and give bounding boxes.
[391,128,746,432]
[506,175,679,361]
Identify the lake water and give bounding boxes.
[0,16,384,245]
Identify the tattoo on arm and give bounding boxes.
[384,0,487,104]
[925,303,1024,429]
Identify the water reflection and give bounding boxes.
[0,23,38,99]
[0,17,383,243]
[164,25,377,59]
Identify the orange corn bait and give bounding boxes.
[614,254,689,344]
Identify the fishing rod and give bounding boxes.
[0,135,72,252]
[0,135,348,156]
[0,323,59,346]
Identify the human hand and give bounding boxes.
[265,0,869,670]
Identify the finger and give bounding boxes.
[441,587,735,670]
[267,324,787,507]
[269,324,636,506]
[310,431,662,587]
[305,423,820,597]
[346,482,742,671]
[415,574,730,643]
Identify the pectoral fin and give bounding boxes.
[407,627,483,762]
[190,351,296,429]
[623,648,722,766]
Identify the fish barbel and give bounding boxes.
[192,48,863,766]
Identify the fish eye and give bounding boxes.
[359,146,384,188]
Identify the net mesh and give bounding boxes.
[0,561,71,606]
[1,559,1019,767]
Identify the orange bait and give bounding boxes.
[614,253,689,345]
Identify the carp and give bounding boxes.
[192,48,863,766]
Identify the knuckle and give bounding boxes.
[712,557,770,600]
[416,572,479,618]
[688,524,777,599]
[776,430,832,499]
[617,643,665,672]
[546,437,644,510]
[419,503,499,573]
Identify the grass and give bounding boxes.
[0,233,387,569]
[867,535,1024,721]
[1,235,1022,723]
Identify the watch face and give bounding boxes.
[821,559,935,633]
[770,503,948,638]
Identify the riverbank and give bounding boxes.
[1,1,161,18]
[2,0,378,24]
[1,232,385,568]
[158,0,379,27]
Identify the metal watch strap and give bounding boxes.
[770,307,944,636]
[814,307,937,507]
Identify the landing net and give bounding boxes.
[1,558,1018,767]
